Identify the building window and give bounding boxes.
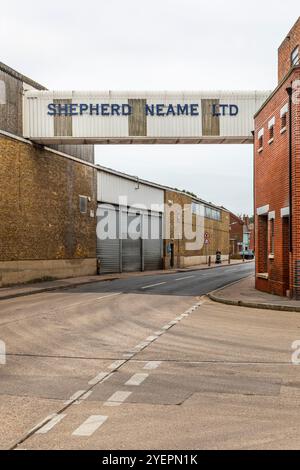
[268,117,275,144]
[258,128,264,152]
[79,195,88,214]
[291,46,299,66]
[280,104,288,134]
[204,206,221,221]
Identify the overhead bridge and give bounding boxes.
[23,90,271,145]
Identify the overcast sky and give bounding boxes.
[1,1,299,214]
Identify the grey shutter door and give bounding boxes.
[144,213,163,271]
[97,205,121,274]
[122,212,142,272]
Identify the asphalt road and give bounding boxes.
[1,262,300,450]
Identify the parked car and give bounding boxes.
[239,249,255,260]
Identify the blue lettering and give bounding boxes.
[47,103,57,116]
[122,104,132,116]
[177,104,188,116]
[101,104,110,116]
[190,104,199,116]
[219,104,228,116]
[111,104,121,116]
[145,104,155,116]
[212,104,221,117]
[70,104,78,115]
[230,104,239,116]
[89,104,100,115]
[156,104,165,116]
[166,104,176,116]
[79,104,89,115]
[58,103,70,116]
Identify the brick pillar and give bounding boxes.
[291,87,300,298]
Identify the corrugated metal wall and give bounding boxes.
[97,170,165,210]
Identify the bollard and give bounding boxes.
[208,256,211,267]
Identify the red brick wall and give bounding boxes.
[254,67,300,297]
[278,17,300,83]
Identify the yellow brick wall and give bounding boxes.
[0,134,97,285]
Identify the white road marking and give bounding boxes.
[141,282,166,290]
[75,390,93,404]
[72,415,108,437]
[108,360,126,370]
[168,321,178,326]
[134,342,149,351]
[36,414,66,434]
[28,414,57,435]
[104,391,132,407]
[146,335,158,342]
[95,292,122,301]
[64,390,86,405]
[143,361,162,370]
[175,275,195,281]
[125,373,149,386]
[88,372,110,385]
[162,325,172,330]
[123,353,134,358]
[154,330,164,336]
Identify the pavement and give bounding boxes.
[0,259,252,301]
[1,262,300,450]
[209,275,300,312]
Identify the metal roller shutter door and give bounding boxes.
[144,213,163,271]
[97,205,120,274]
[122,212,142,272]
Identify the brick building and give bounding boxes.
[255,18,300,297]
[229,212,244,257]
[0,63,97,286]
[164,189,229,269]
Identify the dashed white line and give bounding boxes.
[75,390,93,404]
[143,361,162,370]
[141,282,166,290]
[72,415,108,437]
[95,292,122,301]
[175,275,195,281]
[88,372,110,386]
[123,353,134,359]
[104,391,132,407]
[64,390,86,405]
[146,335,158,342]
[125,373,149,386]
[36,414,66,434]
[108,360,126,370]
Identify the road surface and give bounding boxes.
[1,262,300,450]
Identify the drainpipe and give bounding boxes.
[251,130,255,254]
[286,87,293,254]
